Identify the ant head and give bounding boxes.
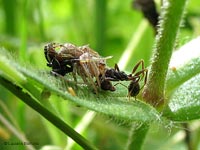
[100,79,116,91]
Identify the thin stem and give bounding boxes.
[0,114,35,150]
[65,111,96,150]
[94,0,107,52]
[36,0,46,40]
[142,0,188,108]
[0,77,98,150]
[0,101,20,129]
[125,123,149,150]
[2,0,17,35]
[19,0,28,62]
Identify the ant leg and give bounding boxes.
[134,69,146,79]
[113,82,128,88]
[113,82,132,101]
[134,69,148,89]
[131,59,145,75]
[113,82,136,101]
[143,69,148,85]
[127,91,137,101]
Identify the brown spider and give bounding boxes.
[44,42,111,93]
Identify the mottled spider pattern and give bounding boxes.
[44,43,111,93]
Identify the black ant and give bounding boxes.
[100,60,148,99]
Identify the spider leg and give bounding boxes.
[114,63,120,71]
[80,61,98,94]
[89,61,101,87]
[81,53,101,88]
[72,63,78,83]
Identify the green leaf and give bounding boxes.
[20,65,159,123]
[164,74,200,121]
[163,36,200,121]
[166,37,200,93]
[0,50,159,123]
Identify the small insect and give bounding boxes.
[100,60,148,99]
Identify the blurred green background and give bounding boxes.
[0,0,200,150]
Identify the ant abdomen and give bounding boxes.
[128,81,140,97]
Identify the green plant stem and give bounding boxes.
[95,0,106,52]
[142,0,188,108]
[65,111,96,150]
[0,77,98,150]
[36,0,46,40]
[0,101,20,129]
[2,0,17,35]
[125,123,149,150]
[19,0,28,62]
